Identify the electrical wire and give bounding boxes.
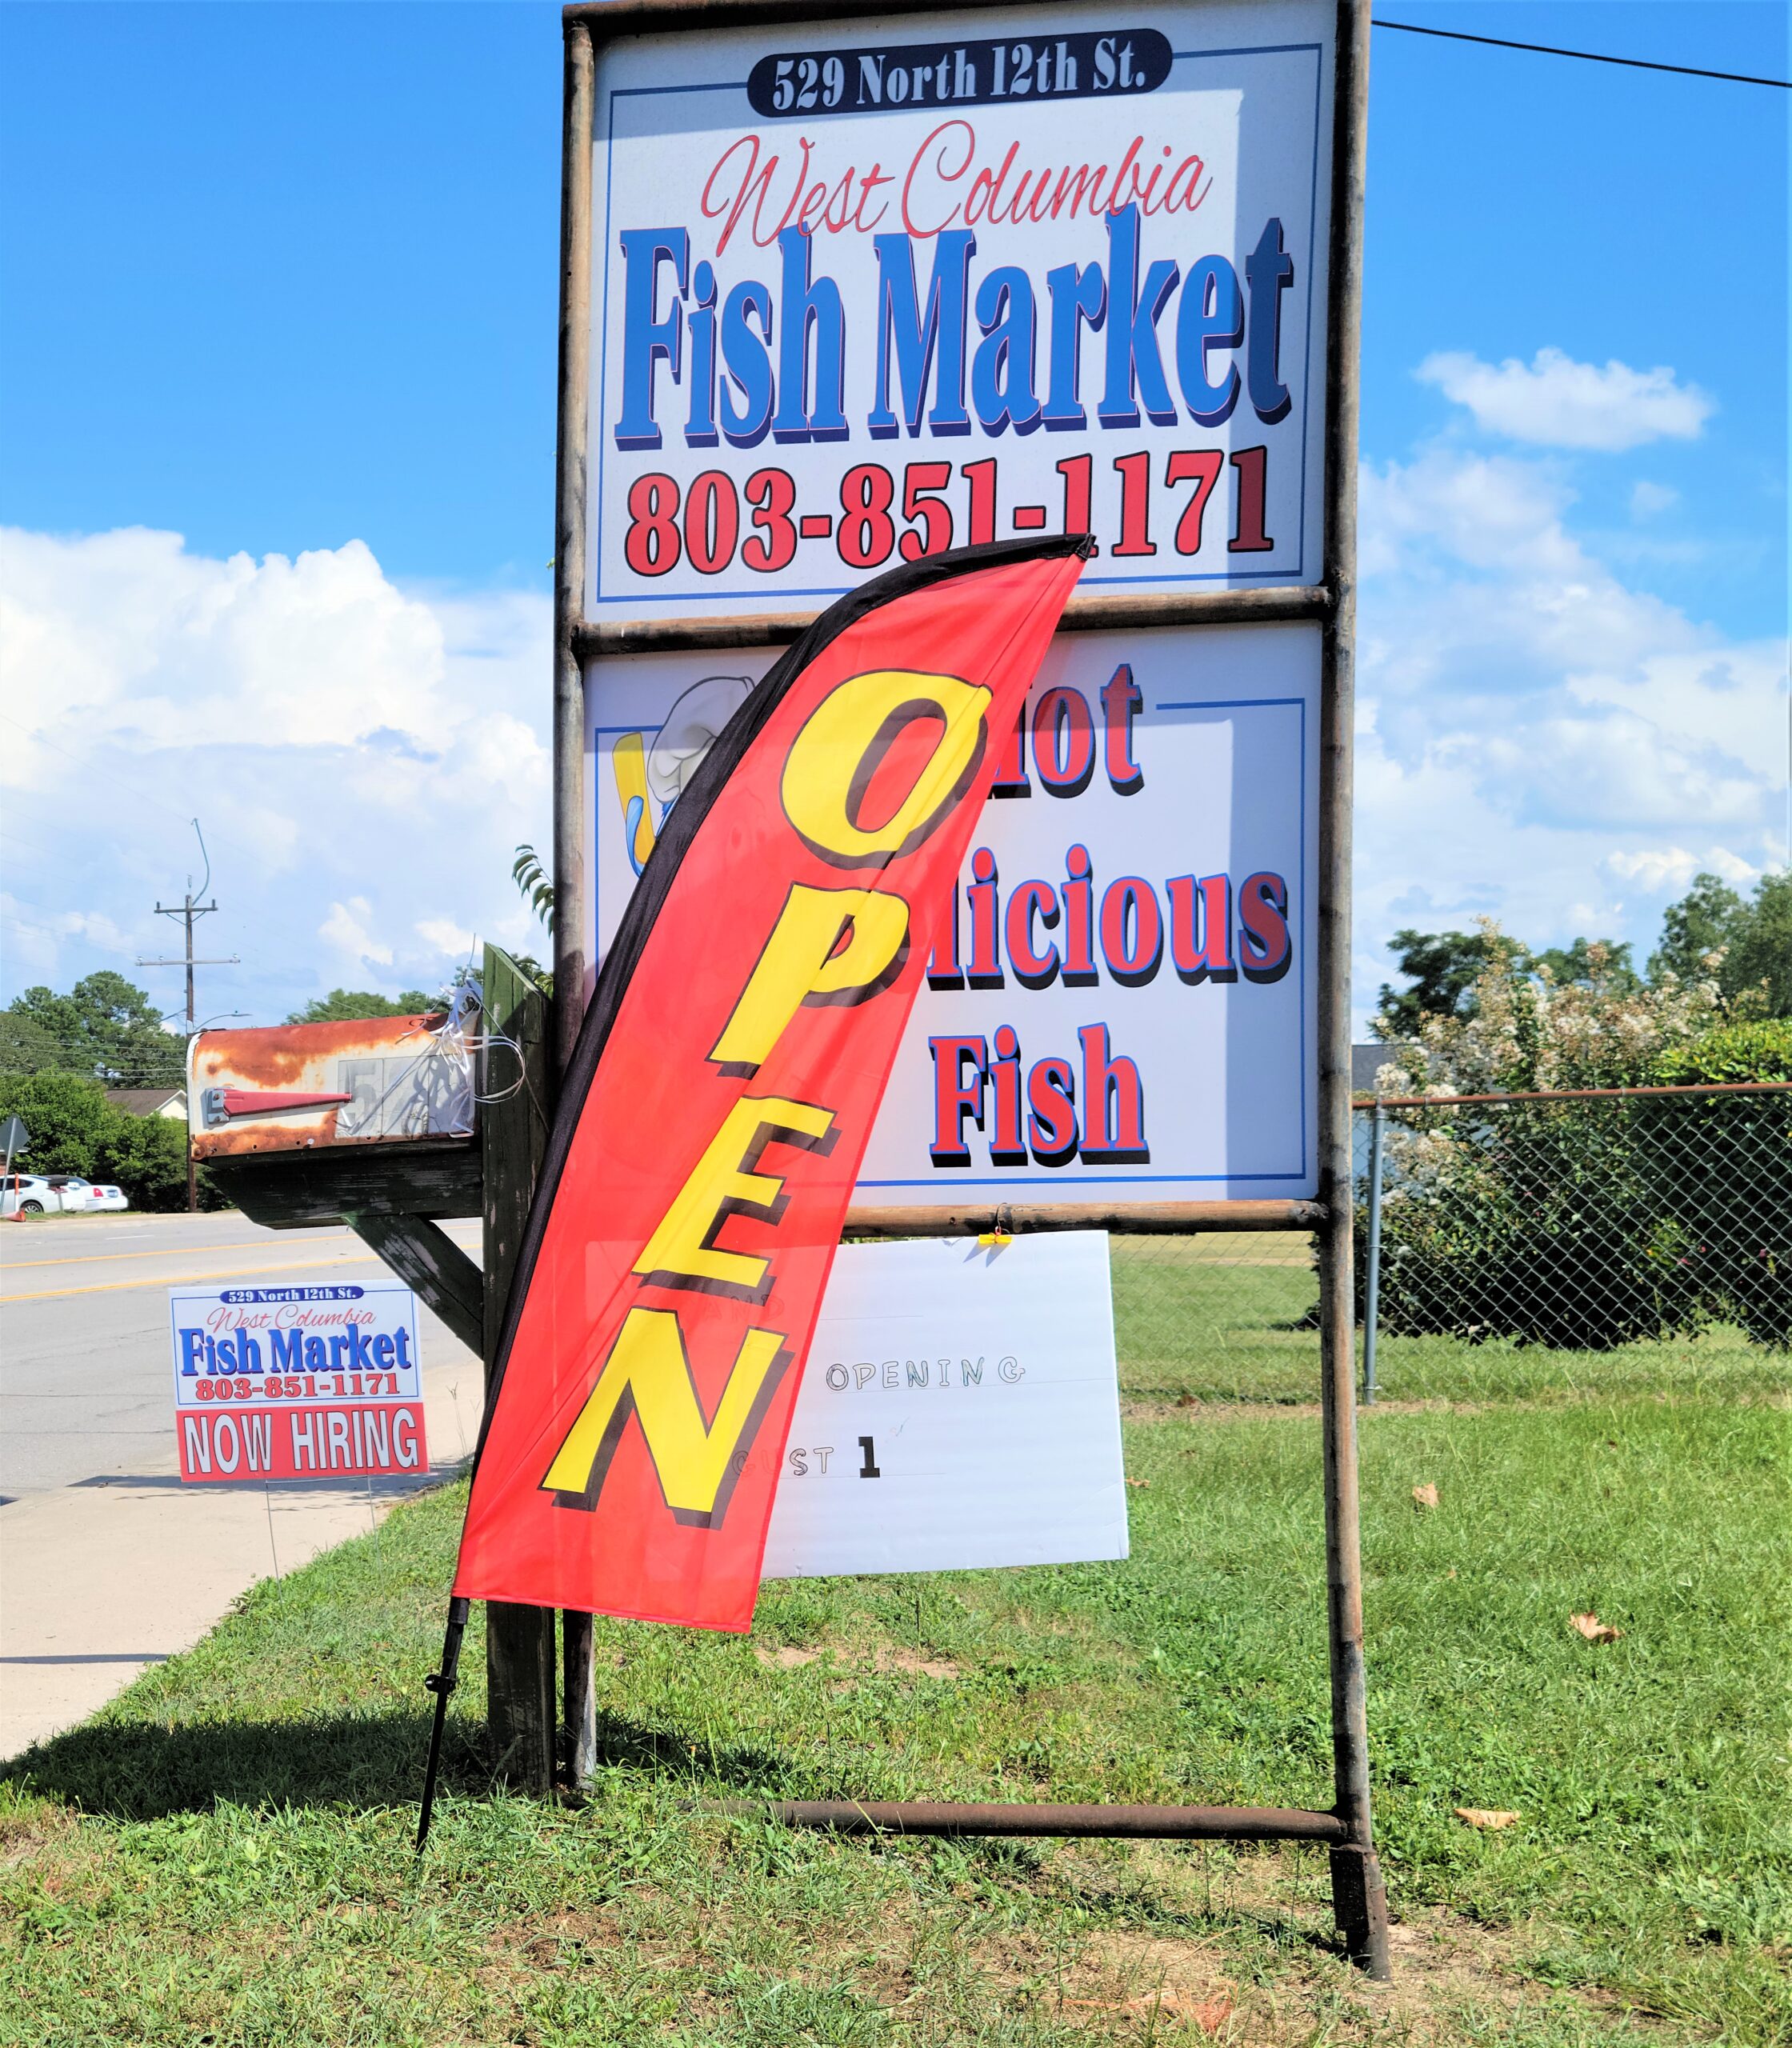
[1373,17,1790,90]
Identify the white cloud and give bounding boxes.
[1,526,551,1021]
[1629,480,1679,519]
[1355,431,1787,1026]
[1416,346,1714,450]
[320,896,392,966]
[1605,846,1760,894]
[416,916,475,957]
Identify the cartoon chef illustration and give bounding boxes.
[610,674,754,874]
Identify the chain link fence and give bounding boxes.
[1356,1082,1792,1367]
[1106,1083,1791,1400]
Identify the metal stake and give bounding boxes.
[416,1595,470,1854]
[1363,1100,1386,1405]
[553,12,599,1791]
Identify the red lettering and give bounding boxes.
[902,119,974,238]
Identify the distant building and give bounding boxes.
[105,1086,187,1122]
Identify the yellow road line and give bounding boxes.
[2,1252,382,1304]
[0,1236,354,1272]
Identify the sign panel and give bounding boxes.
[586,0,1335,617]
[590,620,1318,1201]
[170,1282,429,1483]
[762,1231,1127,1578]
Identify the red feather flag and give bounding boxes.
[454,538,1089,1633]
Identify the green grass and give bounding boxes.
[2,1258,1788,2045]
[1114,1234,1790,1407]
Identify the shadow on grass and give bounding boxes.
[3,1707,800,1822]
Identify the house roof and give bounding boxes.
[1351,1044,1406,1098]
[104,1087,186,1117]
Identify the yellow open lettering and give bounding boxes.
[634,1094,835,1302]
[780,669,990,869]
[541,1307,789,1524]
[709,884,910,1075]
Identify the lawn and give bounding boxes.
[2,1245,1787,2045]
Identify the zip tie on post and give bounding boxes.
[978,1206,1015,1250]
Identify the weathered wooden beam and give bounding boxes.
[575,583,1330,659]
[480,945,558,1794]
[206,1137,481,1230]
[842,1199,1326,1238]
[344,1212,484,1360]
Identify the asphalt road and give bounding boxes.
[0,1209,486,1498]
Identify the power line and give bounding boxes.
[1373,18,1791,89]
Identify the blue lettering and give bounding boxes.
[869,230,974,437]
[614,228,688,450]
[1245,218,1294,424]
[773,228,848,443]
[1042,258,1106,431]
[1098,206,1178,428]
[719,278,774,446]
[1177,255,1244,426]
[970,266,1042,434]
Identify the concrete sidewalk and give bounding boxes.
[1,1218,486,1760]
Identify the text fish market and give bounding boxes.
[614,202,1298,448]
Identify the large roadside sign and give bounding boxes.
[584,1,1334,618]
[535,0,1386,1970]
[578,0,1338,1203]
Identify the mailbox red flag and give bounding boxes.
[452,538,1088,1630]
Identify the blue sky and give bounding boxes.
[2,2,1786,1029]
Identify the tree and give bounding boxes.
[512,845,556,936]
[1650,873,1745,986]
[99,1107,222,1212]
[1722,871,1791,1018]
[1650,870,1791,1017]
[0,1010,60,1077]
[5,974,183,1086]
[1375,928,1506,1035]
[1378,927,1643,1037]
[1528,936,1639,994]
[1364,938,1745,1350]
[0,1070,117,1177]
[284,990,438,1024]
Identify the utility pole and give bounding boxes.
[138,821,239,1213]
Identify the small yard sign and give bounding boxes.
[169,1281,430,1483]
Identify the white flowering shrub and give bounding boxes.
[1361,930,1788,1350]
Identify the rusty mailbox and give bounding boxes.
[188,1012,475,1160]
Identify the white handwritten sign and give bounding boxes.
[762,1230,1126,1578]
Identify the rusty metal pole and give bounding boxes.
[553,11,599,1793]
[1317,0,1389,1978]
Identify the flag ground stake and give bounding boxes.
[417,1595,470,1854]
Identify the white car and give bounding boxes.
[1,1174,63,1217]
[46,1175,130,1213]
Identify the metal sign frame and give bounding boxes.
[548,0,1385,1973]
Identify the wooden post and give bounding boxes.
[553,13,600,1790]
[480,944,557,1793]
[1317,0,1389,1978]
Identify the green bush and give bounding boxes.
[0,1070,114,1176]
[1368,1100,1702,1350]
[1364,1011,1790,1352]
[1638,1021,1792,1348]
